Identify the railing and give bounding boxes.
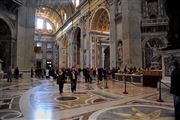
[141,18,168,26]
[115,73,143,85]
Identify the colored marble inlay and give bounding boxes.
[89,105,174,120]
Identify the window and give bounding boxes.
[36,42,42,47]
[47,43,52,49]
[46,22,52,30]
[64,13,67,20]
[35,17,54,34]
[72,0,80,7]
[36,18,44,29]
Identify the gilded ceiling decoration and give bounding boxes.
[35,0,75,32]
[91,8,110,32]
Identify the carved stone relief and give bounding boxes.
[117,0,122,14]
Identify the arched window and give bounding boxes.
[72,0,80,7]
[36,18,43,29]
[46,22,52,30]
[35,17,54,34]
[64,13,67,20]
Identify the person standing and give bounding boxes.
[45,68,49,78]
[70,68,78,93]
[170,60,180,120]
[56,69,65,94]
[31,67,34,78]
[7,67,12,82]
[14,67,19,79]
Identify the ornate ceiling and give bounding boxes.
[91,8,110,32]
[35,0,75,32]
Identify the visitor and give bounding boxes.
[56,68,65,94]
[170,60,180,120]
[14,67,19,79]
[70,67,78,93]
[7,67,12,82]
[45,68,49,78]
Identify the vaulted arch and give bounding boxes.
[0,19,13,71]
[91,7,110,32]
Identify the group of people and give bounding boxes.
[7,67,19,82]
[55,67,78,93]
[32,67,109,94]
[30,62,180,119]
[83,67,110,84]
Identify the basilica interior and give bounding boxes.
[0,0,177,120]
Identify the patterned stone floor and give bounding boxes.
[0,76,174,120]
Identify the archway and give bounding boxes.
[73,27,81,68]
[0,19,12,72]
[91,7,110,68]
[104,47,110,69]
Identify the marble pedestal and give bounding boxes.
[161,49,180,83]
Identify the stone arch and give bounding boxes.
[0,18,13,71]
[142,37,166,68]
[72,27,81,67]
[0,15,15,38]
[90,7,110,32]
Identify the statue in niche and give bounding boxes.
[148,1,158,18]
[147,42,160,61]
[164,0,180,49]
[117,41,123,62]
[146,42,161,68]
[117,0,122,14]
[151,45,160,62]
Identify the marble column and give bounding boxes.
[109,2,117,68]
[122,0,142,67]
[102,47,105,68]
[86,17,91,68]
[17,0,35,71]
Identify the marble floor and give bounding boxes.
[0,76,174,120]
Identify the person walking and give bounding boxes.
[70,68,78,93]
[170,60,180,120]
[56,69,65,94]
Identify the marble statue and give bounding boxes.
[117,41,123,61]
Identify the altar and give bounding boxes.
[115,70,162,88]
[142,70,162,88]
[115,73,143,86]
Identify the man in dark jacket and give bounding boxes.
[170,60,180,120]
[70,68,78,93]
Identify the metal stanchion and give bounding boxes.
[157,77,164,102]
[123,75,128,94]
[105,76,108,88]
[87,78,91,90]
